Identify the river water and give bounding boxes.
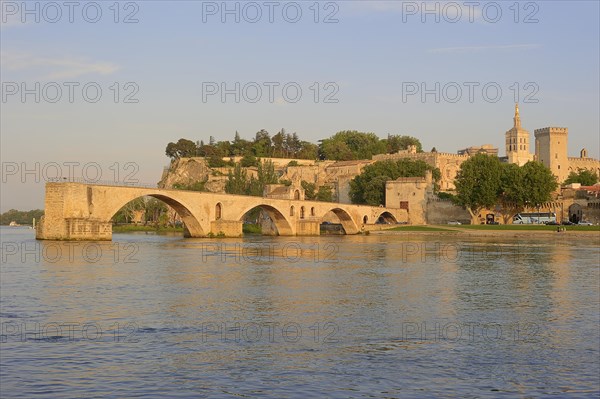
[1,227,599,398]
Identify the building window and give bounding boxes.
[363,215,368,224]
[290,206,295,216]
[311,207,315,217]
[300,206,305,219]
[558,165,560,170]
[215,203,222,220]
[555,153,558,159]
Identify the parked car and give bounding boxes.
[577,221,593,226]
[561,220,574,226]
[447,221,462,225]
[544,221,560,226]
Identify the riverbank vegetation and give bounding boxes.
[0,209,44,225]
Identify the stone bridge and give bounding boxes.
[36,182,408,240]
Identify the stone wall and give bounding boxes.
[425,198,471,225]
[567,157,600,177]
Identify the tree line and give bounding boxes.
[165,130,422,163]
[453,154,558,224]
[0,209,44,225]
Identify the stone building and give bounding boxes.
[385,171,434,225]
[457,144,498,157]
[263,183,305,200]
[373,146,469,191]
[534,128,600,183]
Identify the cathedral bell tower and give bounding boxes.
[505,103,533,166]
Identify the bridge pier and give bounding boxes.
[37,216,112,241]
[209,220,243,237]
[296,220,320,236]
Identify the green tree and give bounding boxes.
[145,198,168,225]
[297,141,319,160]
[564,169,599,186]
[349,159,440,206]
[454,154,503,224]
[301,181,316,200]
[319,131,387,160]
[225,163,249,195]
[272,130,286,157]
[240,154,259,167]
[114,197,146,223]
[316,185,333,202]
[499,161,557,223]
[498,163,527,223]
[520,160,558,206]
[385,134,423,153]
[231,131,250,156]
[165,138,197,160]
[252,129,272,157]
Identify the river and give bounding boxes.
[1,227,599,398]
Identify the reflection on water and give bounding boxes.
[1,227,599,398]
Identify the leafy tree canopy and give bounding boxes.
[564,169,599,186]
[319,130,387,161]
[455,155,558,224]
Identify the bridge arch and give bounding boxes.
[237,204,294,236]
[376,211,397,224]
[323,207,360,234]
[100,192,205,237]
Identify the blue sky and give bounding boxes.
[1,0,599,211]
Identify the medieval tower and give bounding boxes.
[534,127,569,183]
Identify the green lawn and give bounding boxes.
[445,224,600,231]
[389,225,456,232]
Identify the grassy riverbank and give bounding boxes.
[385,224,600,234]
[389,226,456,232]
[449,224,599,232]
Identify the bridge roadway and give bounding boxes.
[36,182,408,240]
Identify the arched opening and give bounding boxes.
[376,211,397,225]
[107,193,204,237]
[311,207,315,217]
[294,190,300,200]
[290,206,295,216]
[215,203,222,220]
[568,204,583,224]
[238,204,294,236]
[363,215,368,224]
[300,206,305,219]
[320,208,359,235]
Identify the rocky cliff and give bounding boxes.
[158,158,227,193]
